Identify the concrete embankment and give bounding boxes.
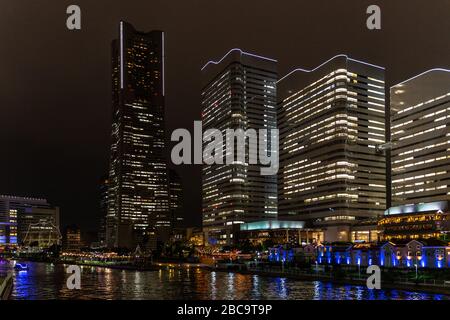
[0,273,13,300]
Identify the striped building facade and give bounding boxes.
[277,55,386,241]
[391,69,450,205]
[201,49,278,245]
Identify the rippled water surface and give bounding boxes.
[0,261,449,300]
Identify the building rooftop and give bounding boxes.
[278,54,385,83]
[391,68,450,113]
[239,220,305,231]
[384,201,449,215]
[201,48,277,71]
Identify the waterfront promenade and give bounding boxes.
[2,260,449,300]
[6,254,450,297]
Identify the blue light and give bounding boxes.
[288,250,294,262]
[346,257,350,265]
[421,260,425,268]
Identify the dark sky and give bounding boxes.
[1,0,449,231]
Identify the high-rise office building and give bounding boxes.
[107,21,170,248]
[391,69,450,205]
[0,195,60,247]
[277,55,386,242]
[168,169,184,229]
[201,49,278,245]
[98,175,108,245]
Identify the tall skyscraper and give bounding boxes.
[168,169,184,229]
[107,21,170,248]
[98,175,109,245]
[391,68,450,205]
[201,49,278,245]
[277,55,386,242]
[0,195,60,247]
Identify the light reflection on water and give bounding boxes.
[0,261,449,300]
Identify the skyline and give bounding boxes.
[1,1,450,232]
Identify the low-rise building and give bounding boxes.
[63,225,81,252]
[379,201,450,241]
[318,239,450,269]
[0,195,60,248]
[236,220,323,246]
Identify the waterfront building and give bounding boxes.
[277,54,387,242]
[187,227,205,247]
[350,218,380,243]
[268,245,295,263]
[379,201,450,241]
[237,220,323,246]
[63,225,82,252]
[293,243,318,264]
[317,242,353,265]
[0,195,60,247]
[107,21,170,248]
[317,239,450,269]
[392,239,450,268]
[201,49,278,245]
[390,69,450,206]
[350,242,395,267]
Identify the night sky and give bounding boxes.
[1,0,449,232]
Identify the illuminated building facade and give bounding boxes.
[0,195,60,247]
[201,49,278,245]
[107,21,170,248]
[169,169,184,229]
[350,218,380,243]
[237,220,323,246]
[98,176,108,246]
[277,55,387,242]
[318,240,450,269]
[63,225,82,252]
[380,201,450,241]
[391,69,450,205]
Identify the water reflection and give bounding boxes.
[0,261,448,300]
